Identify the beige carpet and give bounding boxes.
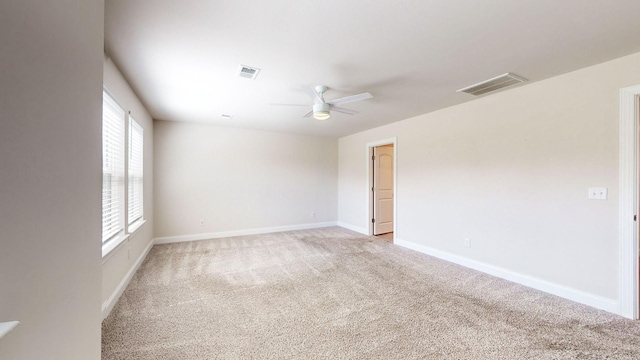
[102,227,640,359]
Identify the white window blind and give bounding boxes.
[128,118,143,226]
[102,90,126,243]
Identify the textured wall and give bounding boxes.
[0,1,104,359]
[154,121,338,238]
[339,51,640,303]
[102,57,154,317]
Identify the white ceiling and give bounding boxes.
[105,0,640,137]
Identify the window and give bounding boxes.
[102,90,126,243]
[102,88,145,252]
[128,117,143,226]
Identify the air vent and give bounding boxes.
[457,73,527,96]
[220,114,233,120]
[237,65,260,80]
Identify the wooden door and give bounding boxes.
[373,145,393,235]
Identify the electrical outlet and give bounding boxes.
[588,187,607,200]
[464,238,471,247]
[199,219,204,226]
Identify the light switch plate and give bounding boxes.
[588,187,607,200]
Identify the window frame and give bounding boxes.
[102,86,145,258]
[128,116,144,229]
[102,88,126,246]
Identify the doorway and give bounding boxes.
[619,84,640,319]
[367,138,397,242]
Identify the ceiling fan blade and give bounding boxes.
[327,92,372,106]
[269,103,309,107]
[304,86,322,104]
[302,110,313,118]
[331,106,358,115]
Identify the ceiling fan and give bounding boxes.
[272,85,373,120]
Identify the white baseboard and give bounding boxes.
[336,221,368,235]
[102,239,154,319]
[394,238,619,315]
[153,221,339,244]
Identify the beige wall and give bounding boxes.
[101,58,154,317]
[154,121,338,239]
[339,51,640,305]
[0,1,104,359]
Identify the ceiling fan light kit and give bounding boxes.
[313,103,331,120]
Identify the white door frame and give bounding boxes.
[366,137,397,238]
[619,84,640,319]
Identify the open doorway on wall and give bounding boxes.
[367,138,397,242]
[619,84,640,319]
[637,95,640,316]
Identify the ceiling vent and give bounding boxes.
[457,73,527,96]
[220,114,233,120]
[237,65,260,80]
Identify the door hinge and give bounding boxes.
[372,155,375,160]
[372,187,375,192]
[635,215,637,221]
[372,218,375,223]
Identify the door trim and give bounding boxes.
[366,137,397,239]
[619,84,640,319]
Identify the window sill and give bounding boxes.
[101,219,147,262]
[102,233,129,261]
[128,219,146,235]
[0,321,19,340]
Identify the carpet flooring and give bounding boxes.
[102,227,640,359]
